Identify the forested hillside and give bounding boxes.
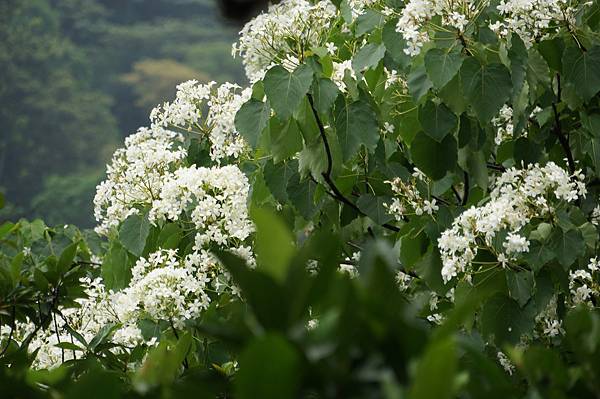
[0,0,244,227]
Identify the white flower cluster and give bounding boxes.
[151,80,252,162]
[385,168,438,220]
[149,165,254,251]
[0,277,144,369]
[232,0,338,82]
[497,351,516,375]
[93,127,186,235]
[112,249,214,329]
[438,162,586,283]
[535,295,564,338]
[396,0,483,55]
[490,0,579,46]
[569,257,599,307]
[492,104,514,145]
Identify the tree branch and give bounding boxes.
[306,94,400,233]
[552,74,575,174]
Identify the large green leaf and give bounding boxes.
[263,159,299,203]
[410,133,457,180]
[311,78,339,115]
[461,59,511,123]
[409,337,457,399]
[356,194,394,224]
[235,99,271,148]
[418,100,458,142]
[334,97,380,160]
[506,270,534,308]
[407,65,433,102]
[549,228,585,268]
[352,43,386,72]
[101,242,132,291]
[480,293,535,345]
[562,45,600,102]
[264,64,314,119]
[424,47,464,89]
[118,213,150,257]
[268,117,303,162]
[235,334,302,399]
[252,208,296,282]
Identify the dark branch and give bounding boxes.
[552,74,575,174]
[306,94,400,233]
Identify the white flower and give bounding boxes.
[325,41,338,55]
[233,0,338,82]
[438,162,585,283]
[503,233,530,255]
[497,351,515,375]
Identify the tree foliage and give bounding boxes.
[3,0,600,397]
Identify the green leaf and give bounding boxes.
[424,47,464,89]
[252,208,295,282]
[418,100,458,142]
[311,78,339,115]
[409,337,456,399]
[0,192,4,209]
[215,250,288,329]
[10,252,24,286]
[506,270,534,307]
[102,242,132,291]
[268,117,303,162]
[334,97,379,161]
[235,99,271,148]
[235,334,302,399]
[461,59,511,123]
[549,228,585,268]
[562,45,600,102]
[88,323,119,352]
[382,19,410,68]
[407,65,433,102]
[264,64,314,119]
[356,194,394,225]
[57,242,78,275]
[287,175,320,219]
[263,159,299,203]
[480,294,535,345]
[119,213,150,257]
[352,43,386,72]
[156,223,181,250]
[410,133,457,180]
[356,9,385,36]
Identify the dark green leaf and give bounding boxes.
[480,294,535,345]
[352,43,386,72]
[562,45,600,102]
[356,194,394,224]
[409,337,456,399]
[410,133,457,180]
[334,97,379,161]
[311,78,339,115]
[252,208,295,282]
[119,213,150,257]
[418,100,458,142]
[264,64,314,119]
[235,334,302,399]
[263,159,299,203]
[424,47,464,89]
[506,270,534,307]
[235,99,271,148]
[461,59,511,122]
[102,242,132,291]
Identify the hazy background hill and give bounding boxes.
[0,0,246,227]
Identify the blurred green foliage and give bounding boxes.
[0,0,244,227]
